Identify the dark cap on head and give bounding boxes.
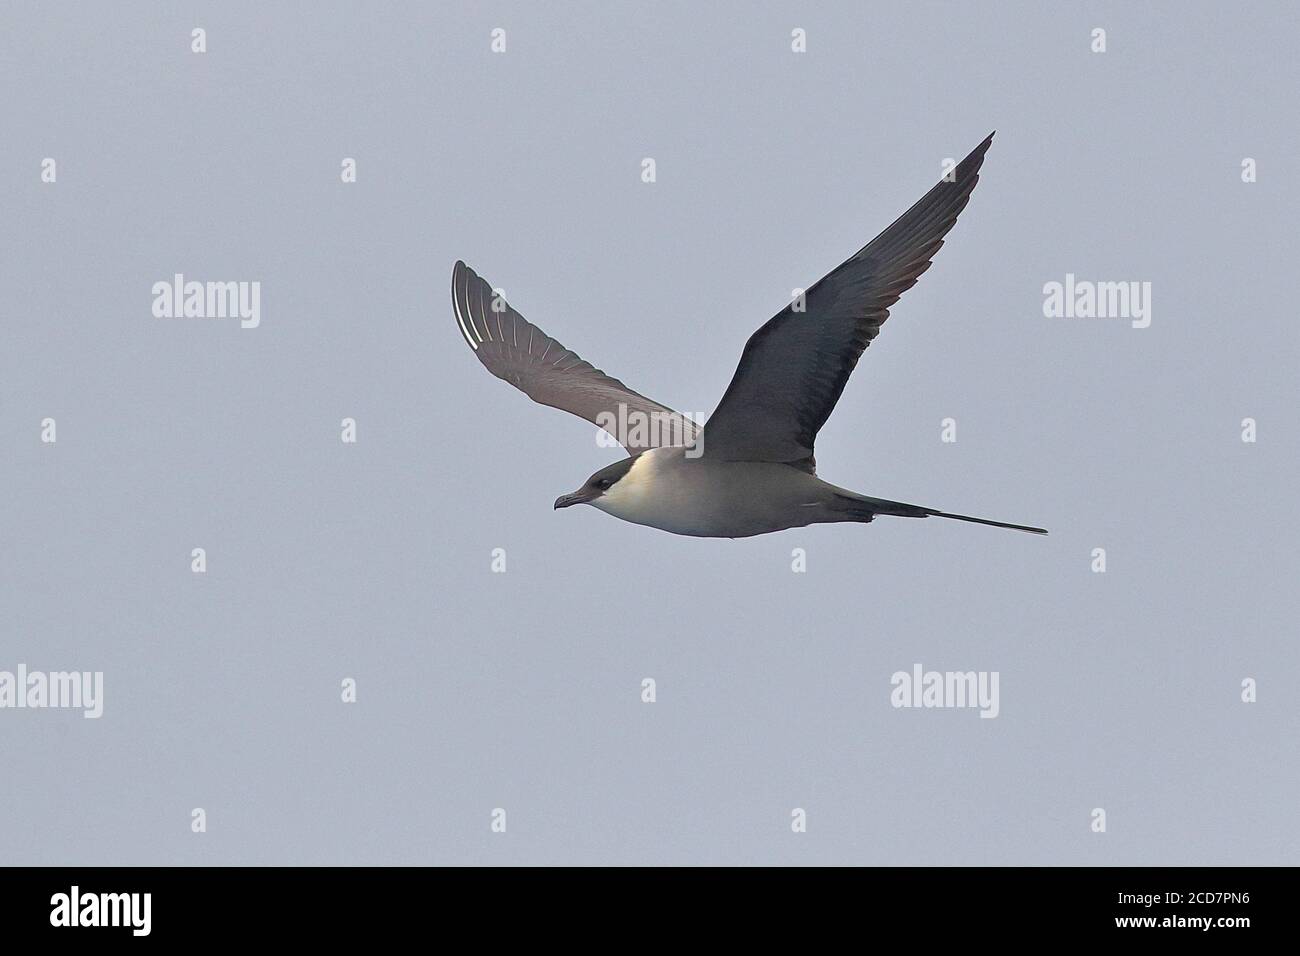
[554,456,638,509]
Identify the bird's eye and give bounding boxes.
[597,478,611,489]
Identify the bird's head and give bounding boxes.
[554,456,637,510]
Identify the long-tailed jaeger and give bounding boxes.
[452,132,1046,538]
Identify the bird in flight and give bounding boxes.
[452,132,1046,538]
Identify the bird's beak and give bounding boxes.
[554,491,587,510]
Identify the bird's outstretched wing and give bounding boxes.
[452,261,699,453]
[699,133,995,471]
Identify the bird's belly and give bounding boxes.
[591,456,827,538]
[595,491,744,537]
[594,494,710,536]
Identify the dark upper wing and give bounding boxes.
[699,133,994,470]
[452,261,698,452]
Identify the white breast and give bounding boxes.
[590,448,671,525]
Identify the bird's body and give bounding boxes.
[589,447,847,538]
[581,445,1042,538]
[452,132,1047,539]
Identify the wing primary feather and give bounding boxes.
[452,266,478,351]
[459,270,484,344]
[475,283,493,342]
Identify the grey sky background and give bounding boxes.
[2,2,1297,865]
